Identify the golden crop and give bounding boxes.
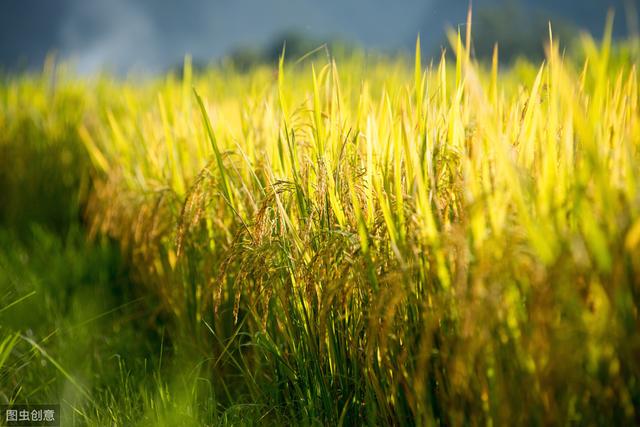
[2,23,639,424]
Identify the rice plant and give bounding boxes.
[2,20,640,425]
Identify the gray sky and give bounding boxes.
[0,0,634,74]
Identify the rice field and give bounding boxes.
[1,21,640,425]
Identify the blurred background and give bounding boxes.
[0,0,638,73]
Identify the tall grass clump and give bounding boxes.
[3,22,639,425]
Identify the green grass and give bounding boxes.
[0,227,268,425]
[1,24,640,425]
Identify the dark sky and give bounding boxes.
[0,0,635,74]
